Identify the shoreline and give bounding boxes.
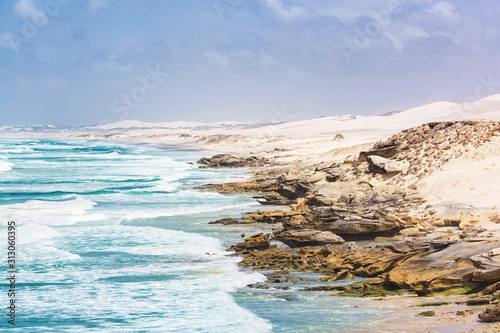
[3,119,500,331]
[196,120,500,332]
[348,294,499,333]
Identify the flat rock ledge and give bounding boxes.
[272,229,345,247]
[198,154,273,168]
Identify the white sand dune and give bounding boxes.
[86,94,500,142]
[416,133,500,224]
[90,119,245,130]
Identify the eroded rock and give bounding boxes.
[198,154,271,168]
[479,304,500,322]
[471,248,500,282]
[229,233,270,253]
[387,240,500,295]
[273,229,345,247]
[367,155,409,175]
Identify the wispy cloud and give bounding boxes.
[384,24,430,51]
[1,1,499,126]
[306,0,396,21]
[260,0,317,22]
[13,0,46,20]
[428,1,461,24]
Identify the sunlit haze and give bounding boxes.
[1,0,499,126]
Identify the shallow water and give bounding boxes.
[0,139,380,332]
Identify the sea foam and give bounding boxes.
[0,159,13,172]
[0,139,275,332]
[0,196,104,225]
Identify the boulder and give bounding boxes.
[459,217,480,230]
[466,295,491,305]
[367,155,409,174]
[284,206,403,240]
[471,248,500,282]
[483,282,500,295]
[257,192,297,205]
[229,233,270,253]
[278,184,306,199]
[307,187,343,206]
[358,145,403,161]
[308,182,360,206]
[399,227,424,237]
[296,172,326,192]
[366,156,387,173]
[326,166,344,182]
[479,304,500,322]
[273,229,345,247]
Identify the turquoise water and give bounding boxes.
[0,139,380,332]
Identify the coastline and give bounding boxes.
[348,294,500,333]
[4,115,500,330]
[5,1,500,330]
[192,120,500,332]
[0,137,400,332]
[199,120,500,332]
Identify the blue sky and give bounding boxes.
[1,0,500,126]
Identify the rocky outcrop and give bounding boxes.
[198,154,272,168]
[366,155,409,174]
[325,166,344,182]
[238,239,444,287]
[358,145,404,161]
[286,218,401,240]
[471,248,500,282]
[209,217,242,225]
[272,229,345,247]
[283,206,404,240]
[466,295,491,305]
[199,120,500,302]
[257,192,296,205]
[374,120,500,181]
[241,205,310,224]
[197,181,276,194]
[229,233,271,253]
[274,170,327,199]
[479,304,500,322]
[237,237,500,296]
[257,162,421,210]
[387,240,500,295]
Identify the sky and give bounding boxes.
[1,0,500,126]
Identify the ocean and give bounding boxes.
[0,139,380,332]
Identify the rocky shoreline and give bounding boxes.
[200,120,500,326]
